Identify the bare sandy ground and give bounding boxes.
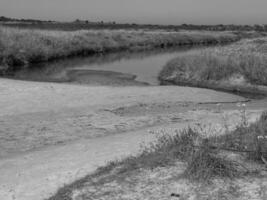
[0,78,265,200]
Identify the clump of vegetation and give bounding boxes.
[159,37,267,89]
[215,111,267,161]
[47,128,199,200]
[48,112,267,200]
[184,140,240,181]
[90,128,198,178]
[119,111,267,182]
[186,110,267,182]
[96,110,266,180]
[0,26,238,71]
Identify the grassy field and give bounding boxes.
[0,27,239,71]
[48,111,267,200]
[159,37,267,96]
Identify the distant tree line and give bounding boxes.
[71,20,267,32]
[1,16,267,32]
[180,24,267,32]
[0,16,54,23]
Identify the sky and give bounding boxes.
[0,0,266,25]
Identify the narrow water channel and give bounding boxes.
[3,46,209,86]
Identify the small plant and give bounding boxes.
[184,139,239,181]
[115,127,199,173]
[236,103,248,127]
[213,111,267,162]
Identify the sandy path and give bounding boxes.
[0,128,157,200]
[0,78,263,200]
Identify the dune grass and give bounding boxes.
[0,26,239,70]
[186,111,267,180]
[214,111,267,161]
[159,37,267,88]
[48,112,267,200]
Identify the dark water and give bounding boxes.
[4,46,206,86]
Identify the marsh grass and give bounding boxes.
[0,26,238,70]
[159,37,267,86]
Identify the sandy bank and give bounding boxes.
[0,78,246,116]
[0,78,264,200]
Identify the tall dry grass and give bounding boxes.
[159,37,267,86]
[0,26,238,70]
[48,111,267,200]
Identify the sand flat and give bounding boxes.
[0,78,261,200]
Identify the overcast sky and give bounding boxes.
[0,0,266,25]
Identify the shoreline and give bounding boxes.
[160,79,267,99]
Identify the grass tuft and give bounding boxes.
[184,140,240,181]
[107,128,199,174]
[215,111,267,161]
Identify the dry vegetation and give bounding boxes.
[0,26,239,71]
[48,111,267,200]
[159,37,267,96]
